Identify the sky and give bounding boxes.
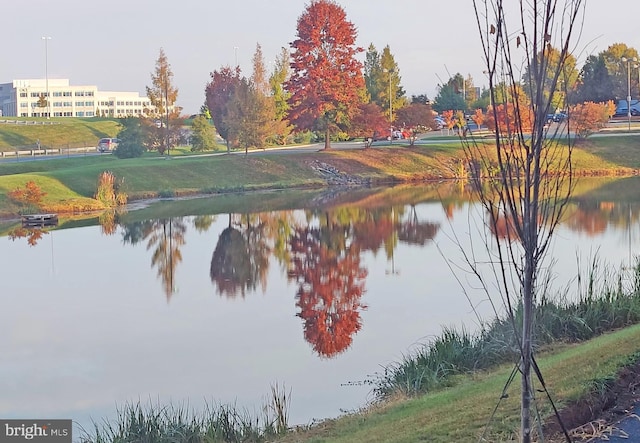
[1,1,638,114]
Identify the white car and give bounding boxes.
[97,138,119,152]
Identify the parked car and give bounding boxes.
[97,138,119,152]
[546,112,568,124]
[614,100,640,117]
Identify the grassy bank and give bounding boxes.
[1,134,640,219]
[0,117,122,151]
[66,215,640,442]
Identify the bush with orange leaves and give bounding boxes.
[570,100,615,139]
[8,181,46,213]
[484,101,534,135]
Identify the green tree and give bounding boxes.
[601,43,640,101]
[379,45,406,121]
[115,118,146,158]
[574,54,615,104]
[522,46,579,112]
[363,44,382,104]
[286,0,365,150]
[190,115,217,151]
[433,82,466,113]
[269,47,294,145]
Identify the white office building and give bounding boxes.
[0,79,154,118]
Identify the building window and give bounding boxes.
[86,111,94,117]
[20,92,27,97]
[74,91,84,97]
[31,92,40,98]
[20,103,28,108]
[54,112,63,117]
[63,101,72,107]
[53,91,62,97]
[86,91,94,96]
[20,113,28,117]
[76,111,85,117]
[86,101,94,107]
[63,91,72,97]
[53,102,62,107]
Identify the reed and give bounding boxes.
[374,258,640,399]
[81,384,291,443]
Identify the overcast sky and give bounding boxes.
[1,1,638,113]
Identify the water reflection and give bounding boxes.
[121,218,187,300]
[210,214,270,298]
[3,179,640,429]
[7,226,50,246]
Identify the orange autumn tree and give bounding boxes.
[471,108,485,128]
[286,0,365,150]
[484,84,533,136]
[441,110,456,133]
[570,100,616,138]
[8,181,46,213]
[485,100,534,135]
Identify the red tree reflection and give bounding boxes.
[8,226,48,246]
[289,226,368,358]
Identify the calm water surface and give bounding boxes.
[1,179,638,435]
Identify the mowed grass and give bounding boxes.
[274,325,640,443]
[0,117,122,150]
[1,134,639,218]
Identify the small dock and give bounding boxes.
[21,213,59,227]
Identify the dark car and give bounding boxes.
[97,138,119,152]
[546,113,568,124]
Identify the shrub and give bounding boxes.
[95,171,127,207]
[8,181,46,213]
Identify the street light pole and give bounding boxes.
[384,68,394,143]
[165,74,170,157]
[42,36,51,119]
[622,57,637,131]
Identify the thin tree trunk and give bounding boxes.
[324,126,331,150]
[521,268,534,443]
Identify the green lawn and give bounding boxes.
[274,325,640,442]
[0,117,122,151]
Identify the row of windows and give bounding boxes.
[22,111,96,117]
[20,101,95,108]
[22,90,96,98]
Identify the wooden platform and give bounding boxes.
[21,213,58,227]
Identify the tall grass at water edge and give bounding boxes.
[81,383,291,443]
[374,257,640,399]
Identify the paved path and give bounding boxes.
[590,404,640,442]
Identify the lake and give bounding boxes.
[1,178,638,436]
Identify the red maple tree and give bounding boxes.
[350,103,388,146]
[286,0,365,150]
[205,66,242,152]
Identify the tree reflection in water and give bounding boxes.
[8,226,48,246]
[121,218,186,300]
[288,219,368,358]
[210,213,271,297]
